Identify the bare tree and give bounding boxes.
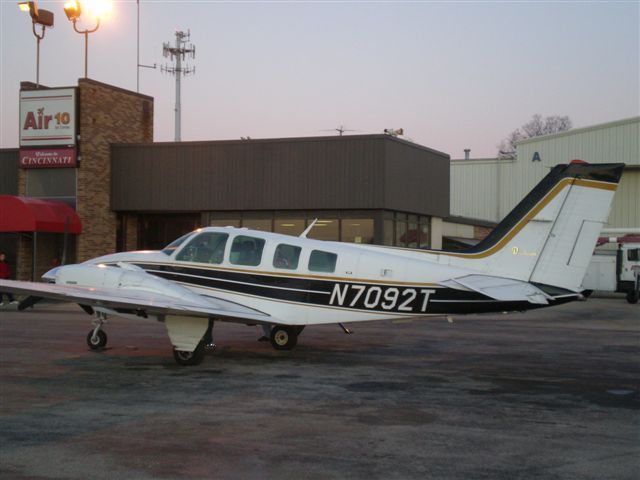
[498,114,572,158]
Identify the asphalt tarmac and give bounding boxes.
[0,298,638,480]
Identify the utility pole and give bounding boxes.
[162,30,196,142]
[136,1,156,93]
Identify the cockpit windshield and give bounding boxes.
[161,232,196,255]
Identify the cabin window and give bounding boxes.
[273,244,301,270]
[628,248,639,262]
[309,250,337,273]
[162,232,195,255]
[176,232,228,264]
[230,235,266,266]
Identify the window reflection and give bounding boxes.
[419,222,430,249]
[176,232,228,264]
[307,219,339,241]
[309,250,337,272]
[274,219,305,236]
[229,235,265,266]
[242,218,272,231]
[273,244,301,270]
[383,219,394,246]
[396,221,407,247]
[341,219,373,244]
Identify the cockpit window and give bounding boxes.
[175,232,229,264]
[309,250,337,273]
[273,244,301,270]
[230,235,266,266]
[161,232,195,255]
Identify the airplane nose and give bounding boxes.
[42,266,62,283]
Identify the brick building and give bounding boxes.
[1,79,152,280]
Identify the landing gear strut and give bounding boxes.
[86,312,108,350]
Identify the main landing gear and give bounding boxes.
[173,341,206,366]
[269,325,305,351]
[86,312,108,350]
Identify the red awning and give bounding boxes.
[0,195,82,234]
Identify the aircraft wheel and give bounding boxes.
[86,330,108,350]
[270,326,297,351]
[173,341,205,366]
[626,291,638,304]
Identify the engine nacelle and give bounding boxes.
[45,264,206,305]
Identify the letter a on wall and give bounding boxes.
[532,152,541,162]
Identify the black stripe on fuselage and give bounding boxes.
[126,262,577,315]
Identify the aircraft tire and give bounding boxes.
[270,326,297,351]
[173,341,205,366]
[86,330,107,350]
[626,291,638,304]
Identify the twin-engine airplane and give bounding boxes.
[0,162,625,365]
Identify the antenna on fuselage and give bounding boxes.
[300,219,318,238]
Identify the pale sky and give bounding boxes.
[1,1,638,158]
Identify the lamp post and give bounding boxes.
[63,1,111,78]
[18,1,54,88]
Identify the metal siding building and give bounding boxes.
[451,117,639,228]
[111,135,450,249]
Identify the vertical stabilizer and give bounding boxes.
[444,162,625,291]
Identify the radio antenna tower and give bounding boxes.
[162,30,196,141]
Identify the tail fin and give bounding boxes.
[446,161,625,291]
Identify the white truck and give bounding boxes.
[582,242,640,304]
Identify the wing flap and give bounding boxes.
[440,274,552,305]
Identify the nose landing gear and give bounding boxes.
[87,312,108,350]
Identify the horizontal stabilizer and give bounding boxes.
[440,274,552,305]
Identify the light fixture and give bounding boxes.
[63,0,112,78]
[63,0,81,21]
[18,1,54,87]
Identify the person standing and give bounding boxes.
[0,252,18,305]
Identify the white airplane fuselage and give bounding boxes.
[86,227,574,327]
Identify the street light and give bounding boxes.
[18,1,54,88]
[63,0,112,78]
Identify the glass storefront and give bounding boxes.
[133,210,430,250]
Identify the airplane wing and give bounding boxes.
[0,278,275,324]
[439,274,554,305]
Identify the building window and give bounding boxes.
[407,215,418,248]
[210,218,241,228]
[176,232,228,264]
[274,218,305,236]
[419,216,430,249]
[309,250,337,273]
[307,219,339,241]
[138,213,200,251]
[242,218,273,232]
[395,213,407,247]
[273,244,301,270]
[341,219,374,244]
[26,168,77,201]
[229,235,265,266]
